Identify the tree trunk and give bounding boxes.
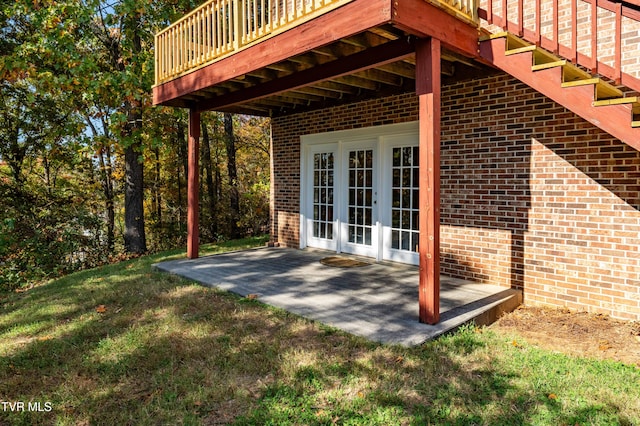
[98,146,115,253]
[123,137,146,253]
[154,146,162,225]
[122,13,146,254]
[176,118,187,234]
[201,120,218,238]
[224,113,240,239]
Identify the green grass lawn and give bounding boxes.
[1,236,638,425]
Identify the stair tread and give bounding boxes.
[561,77,623,99]
[563,63,593,82]
[487,31,510,40]
[561,78,601,87]
[505,45,537,55]
[532,60,566,71]
[592,96,639,106]
[595,82,624,100]
[533,48,562,65]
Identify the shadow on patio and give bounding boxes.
[153,247,521,346]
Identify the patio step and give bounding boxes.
[434,288,523,338]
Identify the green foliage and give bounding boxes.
[0,175,106,291]
[0,0,272,287]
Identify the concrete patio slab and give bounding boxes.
[153,247,521,346]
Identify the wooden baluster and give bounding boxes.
[261,0,265,35]
[180,22,184,72]
[216,3,221,54]
[157,33,162,82]
[163,32,167,80]
[571,0,577,62]
[184,19,189,68]
[487,0,493,25]
[535,0,540,45]
[155,33,159,84]
[206,4,211,60]
[177,26,181,74]
[192,14,196,64]
[517,0,523,35]
[591,0,597,73]
[169,30,173,78]
[614,1,622,83]
[501,0,507,30]
[553,0,559,53]
[174,26,178,73]
[187,17,191,65]
[202,8,207,60]
[196,12,200,65]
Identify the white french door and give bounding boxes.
[301,122,419,265]
[380,139,420,265]
[340,141,379,258]
[304,144,338,251]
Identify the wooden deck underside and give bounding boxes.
[153,0,489,116]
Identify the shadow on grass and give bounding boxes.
[1,236,638,425]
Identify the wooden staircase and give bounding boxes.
[479,32,640,152]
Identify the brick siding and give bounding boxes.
[270,72,640,320]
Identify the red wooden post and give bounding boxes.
[187,108,201,259]
[416,38,441,325]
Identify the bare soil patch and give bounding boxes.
[492,305,640,367]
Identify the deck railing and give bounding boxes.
[479,0,640,92]
[432,0,478,23]
[154,0,481,86]
[154,0,355,85]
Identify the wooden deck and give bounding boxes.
[153,247,522,346]
[152,0,484,114]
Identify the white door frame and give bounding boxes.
[300,121,419,264]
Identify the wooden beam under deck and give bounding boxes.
[393,0,480,59]
[196,37,416,112]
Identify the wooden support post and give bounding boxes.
[187,108,201,259]
[416,38,441,325]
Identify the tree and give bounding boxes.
[0,0,272,289]
[224,113,241,239]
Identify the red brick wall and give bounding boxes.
[270,73,640,320]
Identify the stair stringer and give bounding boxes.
[479,37,640,152]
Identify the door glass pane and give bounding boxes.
[390,146,419,253]
[348,148,374,246]
[312,152,334,240]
